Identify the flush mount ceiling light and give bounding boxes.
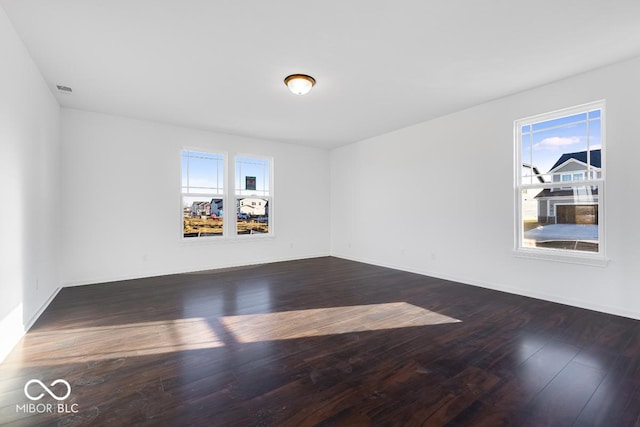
[284,74,316,95]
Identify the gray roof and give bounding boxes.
[550,149,601,171]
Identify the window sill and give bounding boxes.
[513,248,609,267]
[181,234,275,245]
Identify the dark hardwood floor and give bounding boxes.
[2,256,640,426]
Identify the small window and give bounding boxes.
[515,101,605,264]
[181,150,224,238]
[235,156,271,235]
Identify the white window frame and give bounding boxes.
[181,149,227,239]
[514,100,607,266]
[180,149,274,240]
[233,154,274,238]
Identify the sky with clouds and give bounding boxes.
[521,110,601,181]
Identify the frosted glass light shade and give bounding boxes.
[284,74,316,95]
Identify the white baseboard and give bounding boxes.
[62,252,330,288]
[331,252,640,321]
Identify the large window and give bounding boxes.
[181,150,273,239]
[515,101,605,263]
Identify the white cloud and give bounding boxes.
[533,136,581,150]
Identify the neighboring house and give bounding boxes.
[210,198,223,216]
[238,198,268,216]
[190,199,223,217]
[535,149,601,224]
[190,201,211,217]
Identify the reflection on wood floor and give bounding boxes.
[1,257,640,426]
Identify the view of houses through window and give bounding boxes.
[235,156,270,235]
[182,150,224,237]
[181,150,271,238]
[516,101,604,255]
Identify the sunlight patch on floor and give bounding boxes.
[3,303,460,367]
[4,317,225,366]
[221,302,461,343]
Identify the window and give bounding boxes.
[235,156,271,235]
[181,151,274,239]
[182,150,225,238]
[515,101,605,263]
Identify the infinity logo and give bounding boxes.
[24,379,71,401]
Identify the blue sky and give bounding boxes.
[181,151,269,198]
[521,109,601,182]
[181,151,224,194]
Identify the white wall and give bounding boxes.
[3,0,638,366]
[331,56,640,319]
[0,6,61,360]
[60,109,330,285]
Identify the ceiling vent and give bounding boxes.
[56,85,72,94]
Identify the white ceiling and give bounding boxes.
[3,0,640,149]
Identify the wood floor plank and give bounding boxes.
[575,375,640,426]
[1,257,639,426]
[520,360,607,426]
